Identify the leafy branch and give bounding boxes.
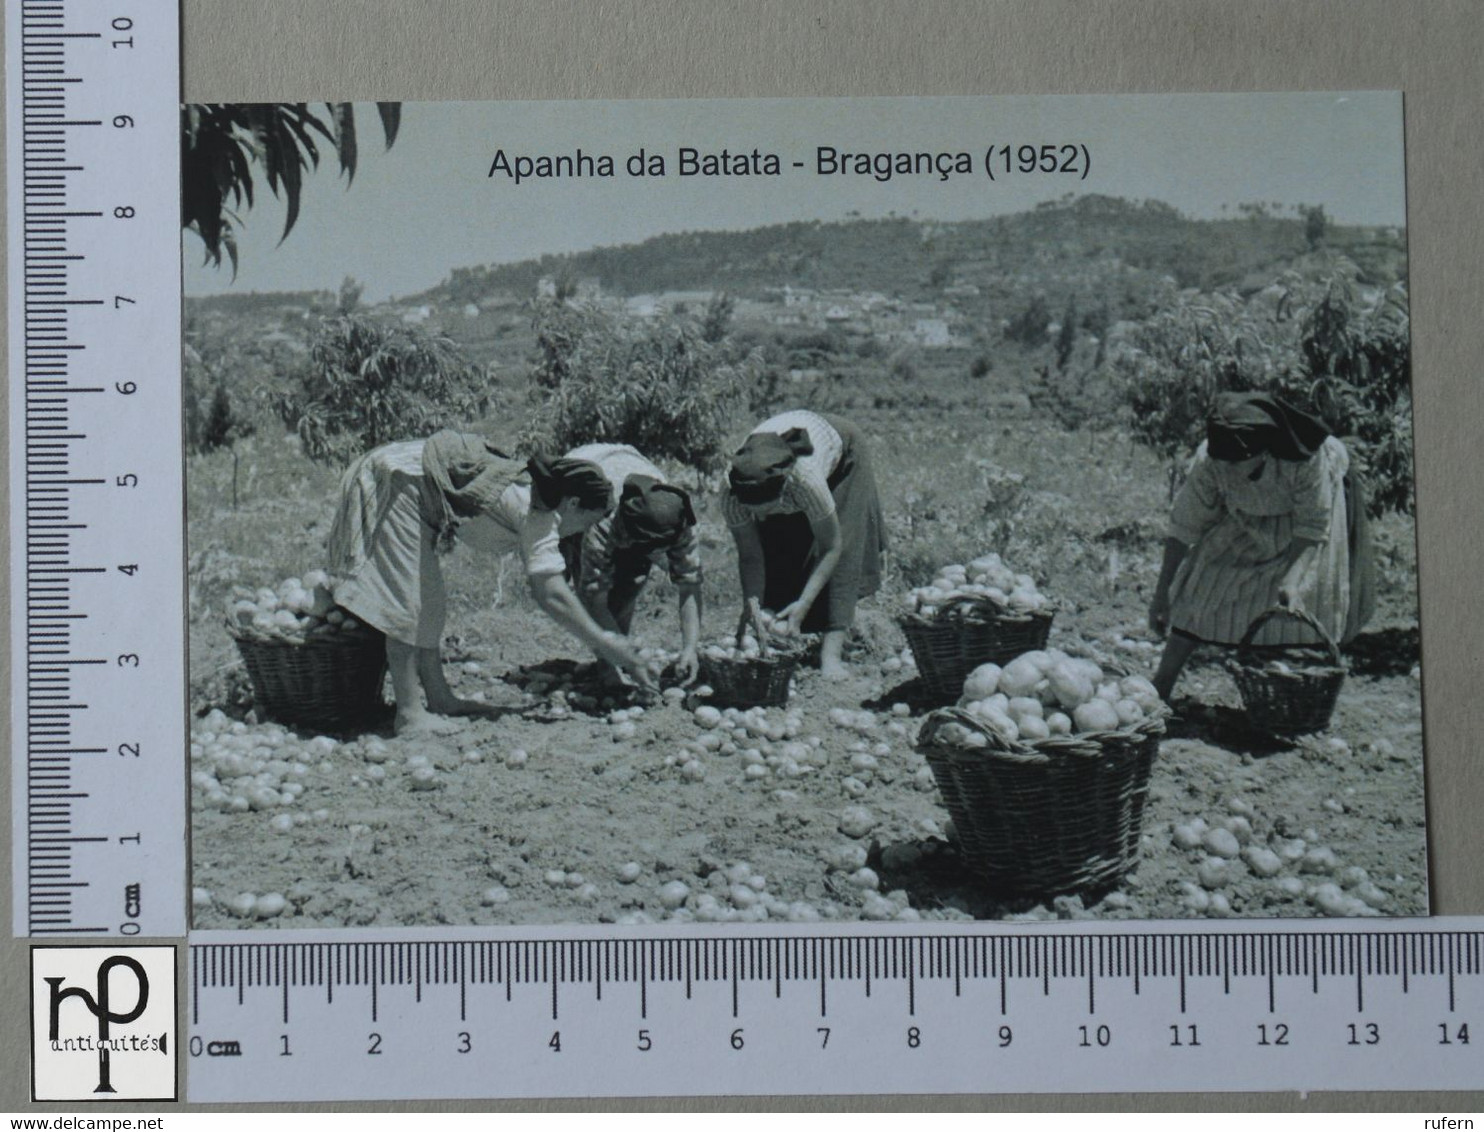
[182,102,401,275]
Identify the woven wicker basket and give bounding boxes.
[900,595,1054,702]
[698,650,800,708]
[228,623,388,728]
[916,698,1165,898]
[1228,606,1346,735]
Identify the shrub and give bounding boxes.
[1108,270,1413,515]
[887,348,919,384]
[774,326,846,368]
[1005,294,1051,347]
[1285,280,1413,515]
[701,292,735,343]
[183,342,254,454]
[1110,290,1270,491]
[522,299,762,473]
[271,314,491,465]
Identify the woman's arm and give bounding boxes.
[1148,536,1189,636]
[581,587,624,635]
[731,520,767,603]
[675,586,702,684]
[529,573,653,686]
[730,520,768,643]
[778,512,842,632]
[1276,536,1321,607]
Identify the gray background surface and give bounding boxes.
[3,0,1481,1113]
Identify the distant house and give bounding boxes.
[824,305,852,323]
[462,303,480,319]
[626,295,660,318]
[913,318,952,347]
[536,277,557,299]
[401,305,432,324]
[782,286,813,309]
[657,290,716,309]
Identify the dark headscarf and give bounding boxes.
[526,455,613,513]
[420,430,525,554]
[728,427,814,505]
[1206,392,1330,462]
[615,475,696,549]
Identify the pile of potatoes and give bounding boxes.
[933,647,1165,748]
[228,570,370,643]
[701,634,769,662]
[903,553,1050,618]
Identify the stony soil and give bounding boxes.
[190,614,1428,931]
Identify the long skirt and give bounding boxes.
[759,416,885,634]
[1169,446,1371,650]
[325,443,446,648]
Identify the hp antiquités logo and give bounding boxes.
[30,946,177,1101]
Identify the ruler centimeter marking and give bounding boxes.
[5,10,1471,1102]
[7,0,183,936]
[187,922,1484,1101]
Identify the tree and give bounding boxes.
[1005,294,1051,348]
[1055,296,1078,371]
[1286,280,1413,514]
[523,299,763,473]
[1108,272,1413,515]
[337,275,364,315]
[183,342,254,454]
[1304,205,1329,251]
[271,315,490,465]
[701,292,736,343]
[182,103,401,274]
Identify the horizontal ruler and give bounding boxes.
[187,919,1484,1101]
[7,0,185,936]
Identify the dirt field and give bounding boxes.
[188,395,1428,929]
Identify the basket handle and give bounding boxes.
[1237,605,1341,664]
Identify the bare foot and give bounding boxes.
[395,711,466,737]
[820,658,849,682]
[430,696,500,718]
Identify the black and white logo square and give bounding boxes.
[31,945,177,1102]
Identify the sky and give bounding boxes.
[183,92,1407,303]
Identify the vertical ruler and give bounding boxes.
[7,0,183,936]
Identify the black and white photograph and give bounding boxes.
[181,93,1425,930]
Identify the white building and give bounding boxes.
[913,318,952,347]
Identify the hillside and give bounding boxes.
[187,194,1406,326]
[425,194,1406,310]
